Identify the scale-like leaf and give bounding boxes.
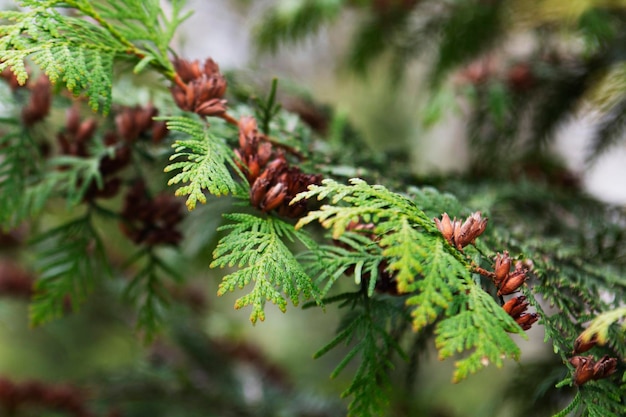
[162,116,244,210]
[212,213,320,323]
[435,286,523,383]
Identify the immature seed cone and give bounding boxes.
[502,296,538,331]
[497,264,528,296]
[569,355,618,386]
[573,333,599,354]
[235,116,273,183]
[507,62,535,92]
[514,313,538,331]
[57,107,98,157]
[493,251,512,284]
[171,57,228,117]
[237,115,323,218]
[434,213,454,242]
[434,211,487,250]
[502,295,528,318]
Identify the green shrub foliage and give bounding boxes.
[0,1,624,416]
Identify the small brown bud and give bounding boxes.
[250,177,270,208]
[434,213,454,243]
[592,355,618,379]
[515,313,538,330]
[497,264,528,295]
[502,295,527,318]
[76,118,98,143]
[152,120,169,143]
[261,183,287,212]
[494,251,511,284]
[195,97,227,117]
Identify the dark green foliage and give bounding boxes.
[254,0,345,53]
[0,127,43,228]
[431,0,505,85]
[123,248,183,340]
[253,78,282,135]
[0,126,108,228]
[29,215,109,325]
[313,292,408,417]
[1,1,625,416]
[529,61,598,150]
[255,0,626,165]
[347,10,412,76]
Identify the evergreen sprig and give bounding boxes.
[404,237,468,331]
[0,125,105,228]
[556,378,626,417]
[162,116,245,210]
[314,293,408,417]
[435,285,522,382]
[0,0,187,112]
[211,213,321,323]
[29,214,109,326]
[0,127,42,228]
[295,178,467,325]
[88,0,191,74]
[0,6,120,112]
[295,178,526,381]
[123,248,183,340]
[254,0,345,53]
[299,232,385,297]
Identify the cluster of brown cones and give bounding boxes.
[434,212,488,251]
[236,116,322,218]
[492,251,530,296]
[119,180,184,246]
[169,55,323,219]
[170,58,227,117]
[492,253,537,330]
[569,354,617,386]
[455,56,535,93]
[568,332,618,385]
[56,104,168,201]
[501,296,538,330]
[435,213,537,331]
